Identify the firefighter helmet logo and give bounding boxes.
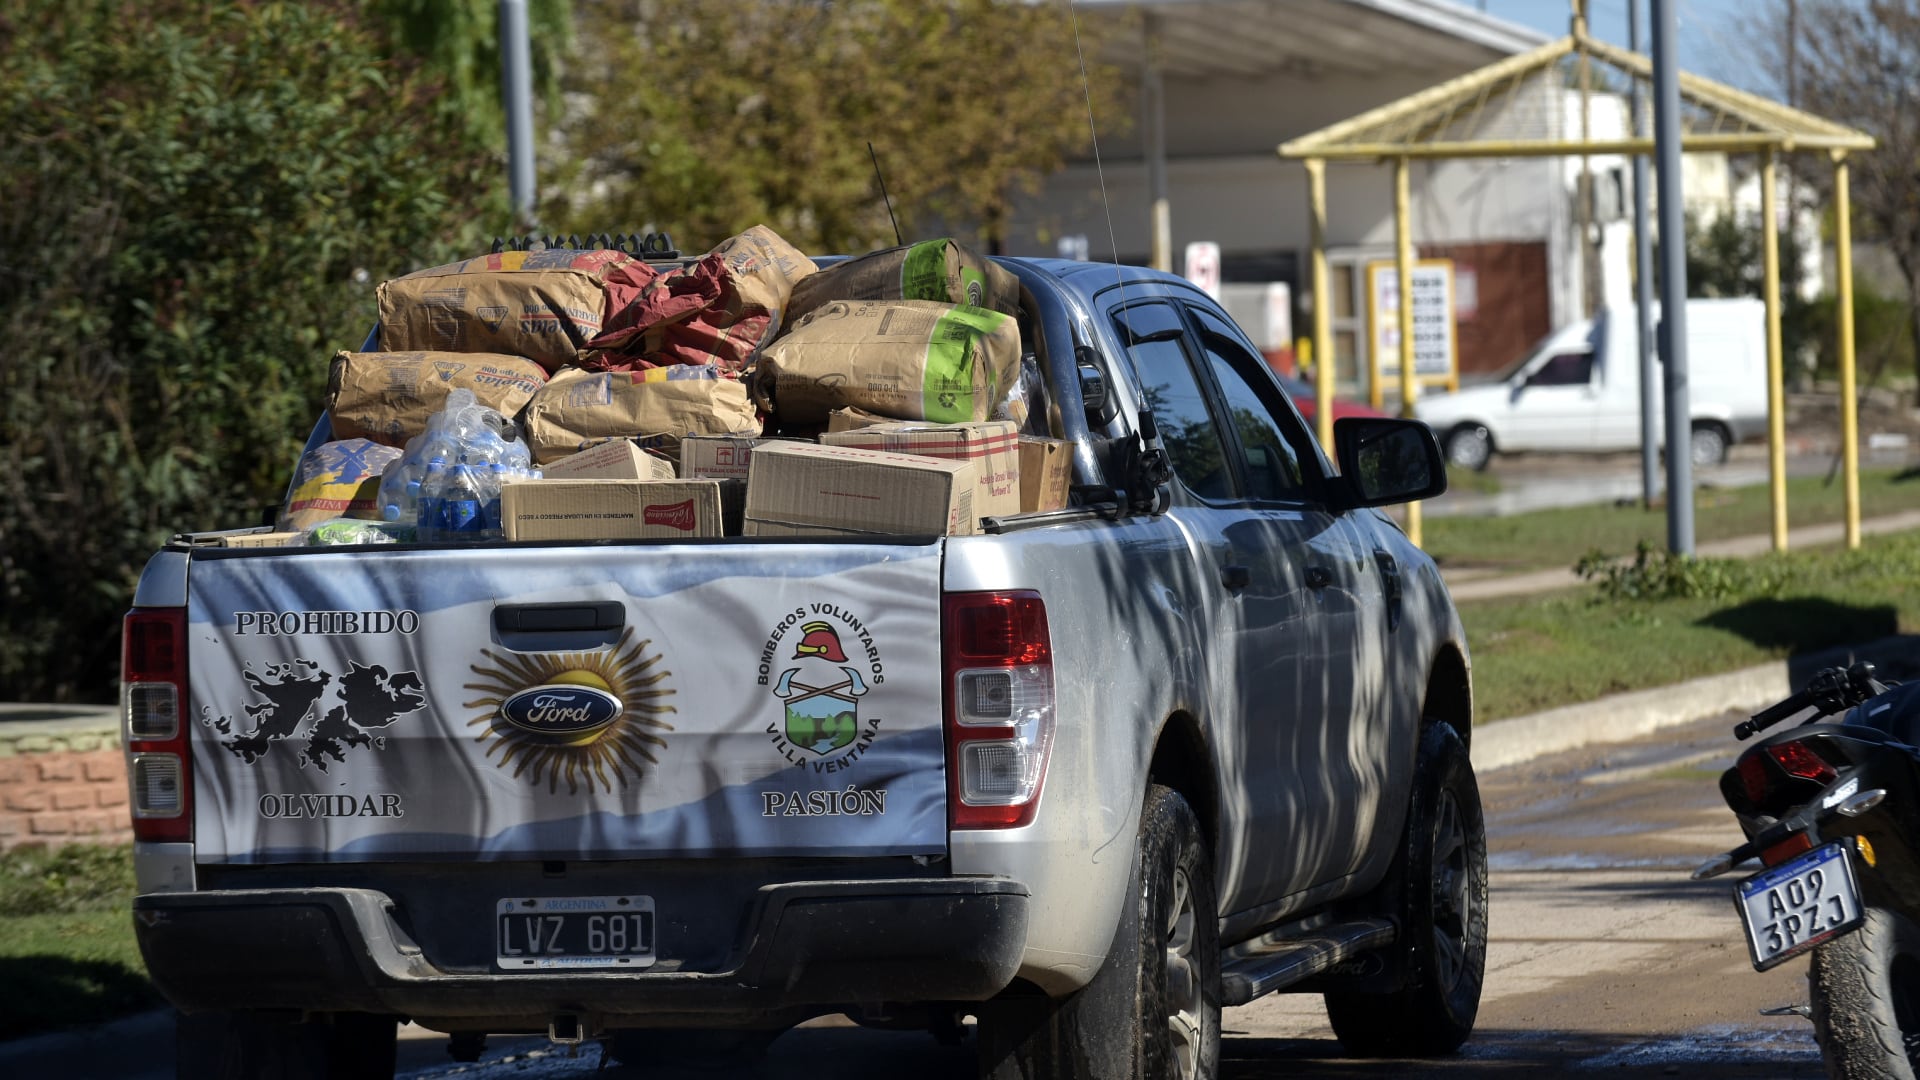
[776,622,868,756]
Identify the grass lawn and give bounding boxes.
[1426,465,1920,574]
[1463,528,1920,721]
[0,843,156,1040]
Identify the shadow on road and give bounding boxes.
[0,955,160,1043]
[1220,1026,1821,1077]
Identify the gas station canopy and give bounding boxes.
[1278,20,1875,553]
[1280,32,1874,160]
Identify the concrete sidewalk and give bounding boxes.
[1442,507,1920,603]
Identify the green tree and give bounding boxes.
[365,0,574,147]
[0,0,496,700]
[545,0,1129,253]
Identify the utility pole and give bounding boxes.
[1630,0,1659,509]
[500,0,536,230]
[1652,0,1694,553]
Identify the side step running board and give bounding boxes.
[1219,917,1395,1006]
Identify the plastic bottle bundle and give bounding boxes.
[375,390,539,543]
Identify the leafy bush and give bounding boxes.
[0,843,136,917]
[1574,541,1787,602]
[0,0,497,701]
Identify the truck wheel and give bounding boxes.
[1443,425,1493,471]
[1689,422,1729,467]
[1810,905,1920,1080]
[174,1009,397,1080]
[976,785,1219,1080]
[1324,721,1486,1057]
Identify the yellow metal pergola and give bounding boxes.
[1280,16,1875,550]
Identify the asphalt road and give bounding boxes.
[352,711,1825,1080]
[1426,440,1914,518]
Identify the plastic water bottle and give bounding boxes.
[439,461,486,540]
[415,456,449,542]
[479,463,507,541]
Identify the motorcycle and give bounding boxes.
[1694,662,1920,1078]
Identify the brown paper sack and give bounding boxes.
[755,300,1021,427]
[522,366,761,464]
[376,248,638,370]
[785,238,1021,327]
[327,351,548,447]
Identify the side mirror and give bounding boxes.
[1334,417,1448,508]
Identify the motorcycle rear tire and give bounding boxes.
[1810,905,1920,1080]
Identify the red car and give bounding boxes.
[1274,372,1389,423]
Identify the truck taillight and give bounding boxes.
[122,608,191,843]
[944,591,1054,830]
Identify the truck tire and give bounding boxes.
[1809,905,1920,1080]
[977,785,1219,1080]
[1324,721,1486,1057]
[174,1009,397,1080]
[1689,422,1730,467]
[1443,425,1493,472]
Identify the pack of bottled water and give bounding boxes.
[376,390,540,542]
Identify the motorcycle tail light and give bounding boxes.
[1761,831,1814,868]
[1767,740,1838,786]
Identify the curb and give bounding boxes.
[1471,662,1786,772]
[1471,634,1920,772]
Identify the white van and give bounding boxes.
[1416,298,1767,470]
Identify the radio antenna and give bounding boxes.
[868,142,904,247]
[1064,0,1124,296]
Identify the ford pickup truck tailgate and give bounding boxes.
[184,541,944,863]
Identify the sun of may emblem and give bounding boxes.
[464,628,674,795]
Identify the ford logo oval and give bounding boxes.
[500,684,624,741]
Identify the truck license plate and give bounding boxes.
[496,895,657,970]
[1736,842,1863,971]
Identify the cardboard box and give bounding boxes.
[503,480,722,541]
[825,406,893,433]
[1019,437,1073,513]
[818,420,1019,521]
[543,439,677,481]
[681,435,773,480]
[220,531,302,549]
[743,443,977,537]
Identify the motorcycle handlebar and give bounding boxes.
[1737,690,1816,740]
[1735,663,1889,740]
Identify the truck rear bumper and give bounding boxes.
[135,878,1028,1028]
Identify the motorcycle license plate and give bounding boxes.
[1736,842,1864,971]
[496,895,657,971]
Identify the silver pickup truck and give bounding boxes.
[124,257,1483,1079]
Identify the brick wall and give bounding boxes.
[0,711,131,851]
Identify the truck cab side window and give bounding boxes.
[1527,352,1595,387]
[1188,308,1310,502]
[1112,302,1236,501]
